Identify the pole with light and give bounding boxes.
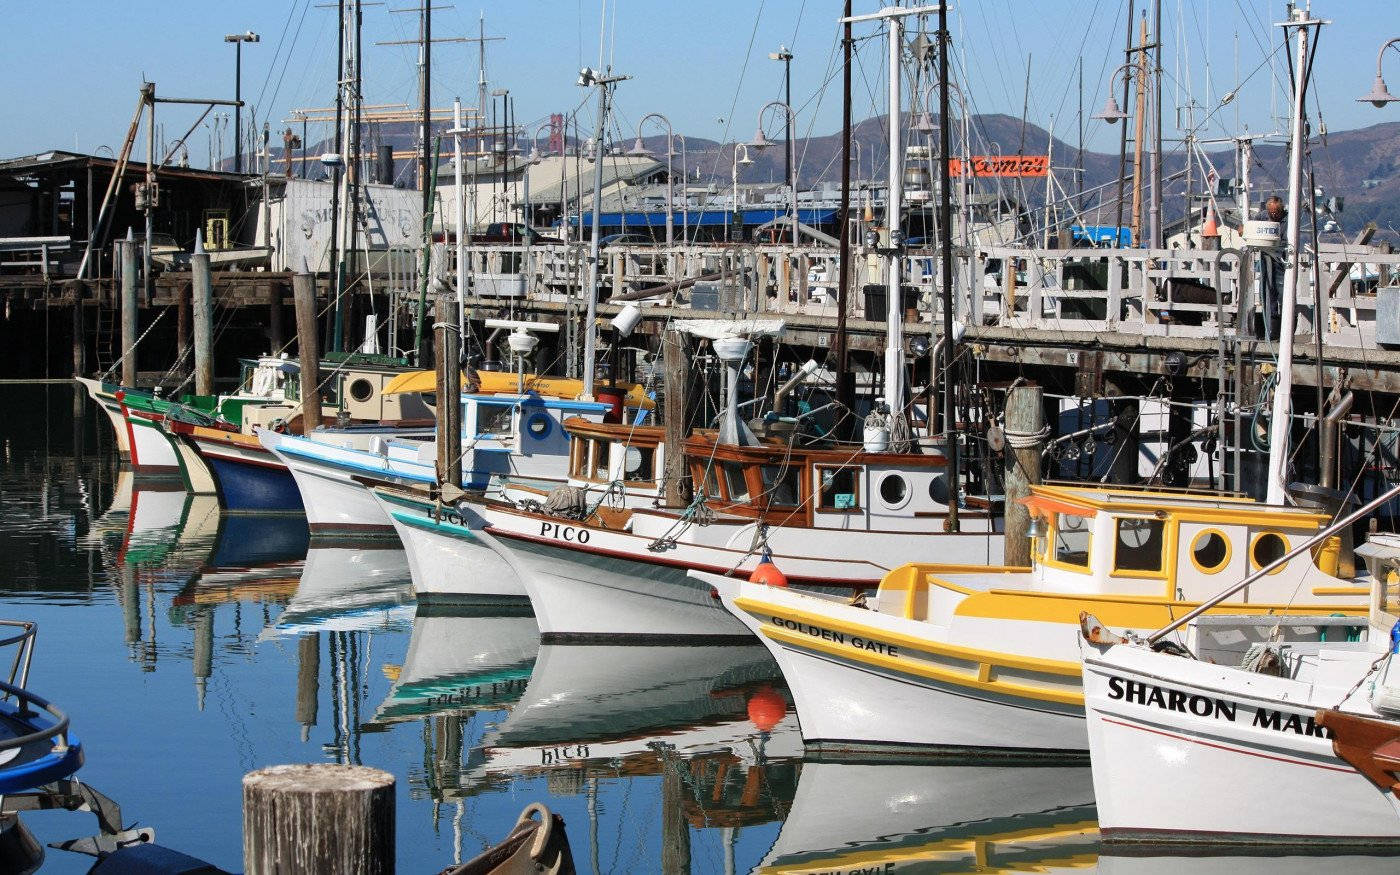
[730,143,753,243]
[1358,38,1400,107]
[745,101,799,246]
[627,113,675,251]
[224,31,260,173]
[1091,61,1138,246]
[769,45,796,244]
[578,66,629,401]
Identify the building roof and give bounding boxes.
[0,150,254,184]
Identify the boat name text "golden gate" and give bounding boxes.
[769,616,900,657]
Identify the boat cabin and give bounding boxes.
[564,418,667,497]
[683,432,985,533]
[1022,483,1349,604]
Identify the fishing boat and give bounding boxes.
[757,761,1098,873]
[368,417,666,604]
[73,376,131,458]
[168,422,304,513]
[1079,491,1400,847]
[701,481,1372,755]
[266,545,415,637]
[0,618,155,873]
[261,390,613,539]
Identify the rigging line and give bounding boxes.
[265,0,319,133]
[254,0,307,114]
[703,0,767,185]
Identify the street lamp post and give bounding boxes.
[769,45,795,244]
[627,113,675,251]
[730,143,753,243]
[1092,61,1141,247]
[1358,38,1400,107]
[224,31,260,173]
[746,101,799,247]
[674,134,689,244]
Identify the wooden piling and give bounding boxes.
[192,236,214,396]
[269,282,286,353]
[660,763,691,875]
[1003,383,1044,566]
[243,764,395,875]
[292,270,322,435]
[435,291,462,491]
[71,281,85,377]
[120,237,138,387]
[662,329,691,508]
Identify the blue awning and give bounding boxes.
[561,208,837,228]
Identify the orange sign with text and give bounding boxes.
[947,155,1049,177]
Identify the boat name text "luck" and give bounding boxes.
[539,522,591,544]
[1106,676,1334,739]
[769,616,900,657]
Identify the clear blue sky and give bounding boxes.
[4,1,1396,170]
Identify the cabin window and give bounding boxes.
[569,438,586,478]
[760,465,800,506]
[721,462,750,502]
[479,403,513,435]
[1251,532,1288,574]
[525,413,552,439]
[817,466,860,510]
[624,446,655,482]
[879,474,909,507]
[1052,514,1091,568]
[348,378,376,403]
[1191,529,1230,574]
[700,463,720,500]
[1113,518,1165,574]
[592,440,611,480]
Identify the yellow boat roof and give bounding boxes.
[1027,482,1329,526]
[383,369,654,410]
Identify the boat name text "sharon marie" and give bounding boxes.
[769,616,900,657]
[1106,676,1334,739]
[539,521,591,544]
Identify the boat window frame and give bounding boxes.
[591,438,611,481]
[758,463,802,508]
[720,461,751,503]
[1110,516,1169,579]
[815,464,862,512]
[1249,531,1290,574]
[1043,512,1093,572]
[1189,527,1232,575]
[623,445,656,484]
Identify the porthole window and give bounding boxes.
[927,474,949,504]
[348,378,375,403]
[525,413,551,439]
[879,474,908,507]
[1191,529,1230,574]
[1250,532,1288,574]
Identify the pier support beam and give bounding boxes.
[434,291,462,492]
[120,235,138,387]
[193,608,213,712]
[1003,383,1045,567]
[243,764,395,875]
[660,763,691,875]
[192,234,214,396]
[292,269,322,435]
[71,282,85,378]
[269,282,286,354]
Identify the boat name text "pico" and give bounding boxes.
[1106,676,1334,739]
[539,744,589,765]
[539,522,591,544]
[769,616,900,657]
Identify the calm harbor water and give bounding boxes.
[3,382,1398,873]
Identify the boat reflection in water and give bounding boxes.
[1096,854,1400,874]
[757,761,1099,873]
[267,545,415,637]
[371,603,539,726]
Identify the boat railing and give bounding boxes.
[0,619,72,754]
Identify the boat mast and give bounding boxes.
[580,68,628,400]
[1265,5,1323,505]
[327,0,345,352]
[834,0,854,432]
[937,1,960,530]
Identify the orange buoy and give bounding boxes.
[749,551,788,587]
[747,684,787,732]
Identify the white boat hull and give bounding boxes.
[1083,643,1400,845]
[708,576,1086,754]
[260,431,409,537]
[75,377,131,457]
[124,406,182,476]
[370,489,527,602]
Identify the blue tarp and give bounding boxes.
[1071,225,1133,247]
[561,208,837,228]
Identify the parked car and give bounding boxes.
[598,233,654,247]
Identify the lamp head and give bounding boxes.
[913,111,936,133]
[1359,75,1400,108]
[627,137,651,157]
[747,127,774,151]
[1092,95,1129,124]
